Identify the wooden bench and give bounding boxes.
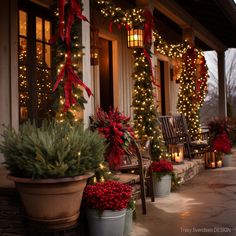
[158,115,209,159]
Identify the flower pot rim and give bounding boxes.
[7,172,94,184]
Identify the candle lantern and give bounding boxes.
[205,151,222,169]
[127,28,144,48]
[168,143,184,164]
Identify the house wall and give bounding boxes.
[0,0,18,187]
[155,53,179,115]
[90,11,133,118]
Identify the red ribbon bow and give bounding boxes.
[53,52,92,111]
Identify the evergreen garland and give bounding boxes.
[52,1,88,122]
[177,47,208,139]
[132,48,166,160]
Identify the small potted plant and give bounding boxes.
[212,131,232,167]
[83,180,132,236]
[0,120,106,229]
[90,107,134,170]
[151,159,174,197]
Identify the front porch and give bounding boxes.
[1,149,236,235]
[132,148,236,236]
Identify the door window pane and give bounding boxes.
[36,17,43,40]
[45,44,51,68]
[36,42,43,61]
[19,37,27,63]
[44,20,51,42]
[19,10,27,36]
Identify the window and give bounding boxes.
[18,3,52,124]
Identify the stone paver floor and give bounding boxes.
[132,153,236,236]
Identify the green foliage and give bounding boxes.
[0,120,106,179]
[132,48,167,160]
[52,3,87,120]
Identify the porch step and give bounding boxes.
[173,158,205,184]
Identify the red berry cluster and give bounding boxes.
[151,159,173,173]
[91,108,134,170]
[212,131,232,154]
[83,181,132,211]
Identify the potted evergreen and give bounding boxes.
[0,120,106,229]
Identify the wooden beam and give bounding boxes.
[153,0,227,51]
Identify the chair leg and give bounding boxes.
[149,168,155,202]
[139,168,147,214]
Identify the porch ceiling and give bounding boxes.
[173,0,236,49]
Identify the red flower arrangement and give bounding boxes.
[90,108,134,170]
[212,131,232,154]
[83,181,132,211]
[151,159,174,179]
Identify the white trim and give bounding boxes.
[82,0,91,127]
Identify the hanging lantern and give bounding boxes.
[127,28,143,48]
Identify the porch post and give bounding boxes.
[0,0,18,187]
[82,0,92,128]
[217,51,227,118]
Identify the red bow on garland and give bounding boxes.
[59,0,88,42]
[142,10,160,88]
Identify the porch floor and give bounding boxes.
[132,148,236,236]
[1,150,236,236]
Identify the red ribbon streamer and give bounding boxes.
[109,21,113,32]
[53,0,92,111]
[53,52,92,111]
[143,10,154,45]
[143,49,160,88]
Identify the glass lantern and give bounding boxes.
[168,143,184,164]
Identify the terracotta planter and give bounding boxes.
[8,173,93,229]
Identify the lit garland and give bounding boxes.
[132,49,167,159]
[52,2,90,122]
[153,30,190,58]
[97,0,145,28]
[177,47,208,139]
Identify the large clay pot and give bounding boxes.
[153,174,172,197]
[8,173,93,229]
[86,208,126,236]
